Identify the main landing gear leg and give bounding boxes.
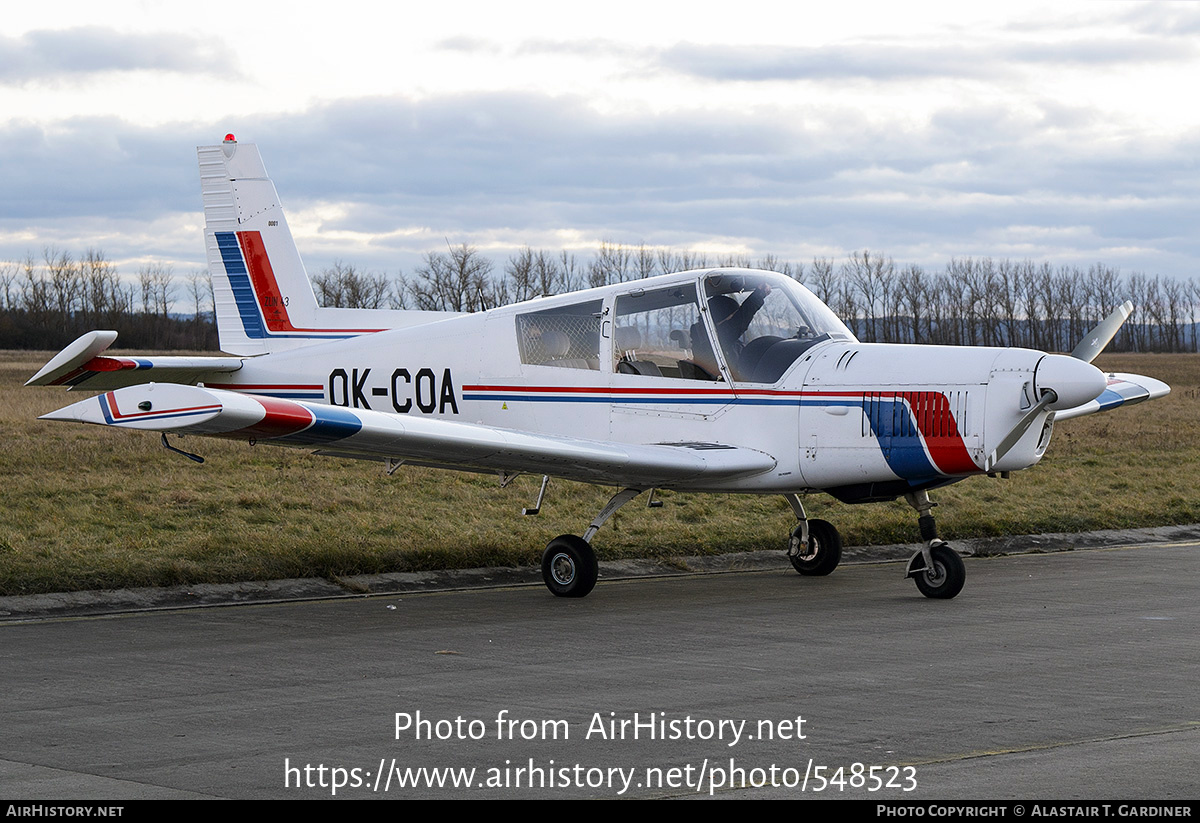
[903,491,965,599]
[541,488,643,598]
[784,493,842,576]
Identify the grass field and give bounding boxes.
[1,350,1196,596]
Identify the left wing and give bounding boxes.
[1054,372,1170,421]
[41,384,777,487]
[26,331,244,390]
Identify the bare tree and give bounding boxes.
[588,241,633,288]
[45,247,80,328]
[635,244,657,280]
[0,261,17,310]
[757,255,801,282]
[559,250,583,293]
[844,250,893,342]
[897,263,928,343]
[408,243,494,312]
[311,261,393,309]
[22,252,52,327]
[505,246,537,303]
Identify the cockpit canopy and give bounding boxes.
[515,269,855,385]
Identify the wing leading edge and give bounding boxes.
[41,384,777,487]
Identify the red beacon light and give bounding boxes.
[223,133,236,143]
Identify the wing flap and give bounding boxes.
[41,384,777,486]
[1054,372,1170,421]
[26,330,244,389]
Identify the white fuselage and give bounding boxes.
[222,270,1061,499]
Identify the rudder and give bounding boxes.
[198,136,389,355]
[198,136,460,355]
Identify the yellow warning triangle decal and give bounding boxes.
[502,402,508,410]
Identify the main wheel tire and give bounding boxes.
[541,535,599,598]
[913,543,966,599]
[789,518,842,576]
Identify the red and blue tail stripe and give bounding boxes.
[214,230,384,340]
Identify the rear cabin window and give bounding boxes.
[515,300,603,370]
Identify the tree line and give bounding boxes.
[3,243,1198,353]
[0,249,215,350]
[315,244,1200,353]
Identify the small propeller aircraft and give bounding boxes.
[29,136,1170,600]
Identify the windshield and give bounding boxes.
[702,271,855,383]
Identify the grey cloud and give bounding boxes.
[1006,37,1194,64]
[515,38,645,58]
[436,36,502,54]
[0,26,237,82]
[436,36,644,59]
[0,91,1197,278]
[656,37,1193,83]
[1118,4,1200,37]
[658,42,991,82]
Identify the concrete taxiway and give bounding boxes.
[2,540,1197,799]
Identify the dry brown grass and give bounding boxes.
[1,350,1196,595]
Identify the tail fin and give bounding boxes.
[198,136,450,355]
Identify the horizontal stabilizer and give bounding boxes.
[1054,372,1171,421]
[26,331,244,390]
[42,384,777,487]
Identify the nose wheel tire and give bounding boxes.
[913,543,965,599]
[542,535,599,598]
[789,518,842,576]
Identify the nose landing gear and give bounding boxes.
[903,491,965,599]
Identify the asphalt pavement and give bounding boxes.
[2,531,1197,800]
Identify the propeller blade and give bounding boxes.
[983,389,1057,472]
[1071,300,1133,363]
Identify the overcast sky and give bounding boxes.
[2,1,1198,289]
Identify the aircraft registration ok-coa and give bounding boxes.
[29,136,1170,600]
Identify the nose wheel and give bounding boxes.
[909,541,965,599]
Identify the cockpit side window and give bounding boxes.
[613,284,721,381]
[515,300,603,370]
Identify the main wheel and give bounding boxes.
[541,535,599,598]
[913,543,965,599]
[789,518,842,576]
